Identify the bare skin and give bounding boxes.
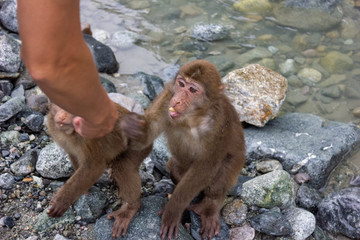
[123,60,246,240]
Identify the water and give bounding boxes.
[80,0,360,191]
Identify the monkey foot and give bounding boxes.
[47,196,71,218]
[107,203,139,238]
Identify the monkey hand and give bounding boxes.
[159,205,182,240]
[47,192,72,218]
[120,112,146,140]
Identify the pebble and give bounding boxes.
[294,172,311,184]
[352,107,360,118]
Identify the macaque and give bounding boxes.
[46,103,152,238]
[125,60,246,240]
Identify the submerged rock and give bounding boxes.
[223,64,288,127]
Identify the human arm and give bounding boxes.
[17,0,117,138]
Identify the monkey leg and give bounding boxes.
[48,159,106,218]
[107,146,152,238]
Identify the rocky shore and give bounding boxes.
[1,0,360,240]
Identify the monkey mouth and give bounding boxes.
[169,107,180,119]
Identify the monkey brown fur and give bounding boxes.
[125,60,246,240]
[46,103,152,238]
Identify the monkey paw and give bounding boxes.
[159,207,182,240]
[188,204,221,240]
[107,204,138,238]
[47,197,71,218]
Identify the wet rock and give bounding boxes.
[245,113,360,189]
[0,0,18,33]
[190,23,229,41]
[222,198,247,227]
[345,79,360,99]
[0,173,15,189]
[317,187,360,239]
[237,47,272,66]
[318,74,346,88]
[255,159,283,173]
[296,184,322,212]
[10,149,38,176]
[26,94,49,115]
[108,92,144,114]
[23,113,44,132]
[110,30,139,49]
[0,130,20,145]
[279,59,297,77]
[286,89,309,106]
[321,85,342,99]
[241,170,295,208]
[0,96,25,122]
[223,64,288,127]
[205,56,235,77]
[134,72,164,101]
[0,80,13,95]
[94,196,193,240]
[229,224,255,240]
[181,39,209,52]
[128,0,150,10]
[233,0,272,15]
[249,209,292,236]
[273,0,342,31]
[190,211,229,240]
[284,206,316,240]
[320,51,354,74]
[34,207,75,233]
[92,29,110,43]
[83,34,119,74]
[36,142,74,179]
[0,33,21,73]
[297,68,322,86]
[74,186,107,223]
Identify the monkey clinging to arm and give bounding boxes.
[46,103,152,239]
[124,60,246,240]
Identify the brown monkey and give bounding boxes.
[46,103,152,238]
[125,60,246,240]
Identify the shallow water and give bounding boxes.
[80,0,360,190]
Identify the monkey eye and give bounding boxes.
[189,87,198,93]
[177,80,185,87]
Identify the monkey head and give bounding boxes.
[168,60,224,120]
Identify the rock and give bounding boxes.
[23,113,44,132]
[133,72,164,101]
[152,178,174,197]
[273,0,342,31]
[317,187,360,239]
[345,79,360,99]
[53,234,69,240]
[10,149,38,176]
[320,51,354,74]
[222,198,247,227]
[26,94,49,115]
[228,175,253,197]
[161,65,180,83]
[241,170,295,208]
[321,85,342,99]
[245,113,360,189]
[0,0,18,33]
[286,89,309,106]
[181,39,209,52]
[149,135,170,177]
[237,47,272,66]
[294,173,310,184]
[128,0,150,10]
[190,23,229,41]
[255,159,283,173]
[99,75,117,93]
[279,59,297,77]
[83,34,119,74]
[318,74,346,88]
[110,30,139,49]
[108,92,144,115]
[11,84,24,98]
[233,0,272,15]
[190,211,229,240]
[229,224,255,240]
[0,96,25,122]
[94,196,193,240]
[34,207,75,233]
[36,142,74,179]
[92,29,110,43]
[0,216,15,228]
[249,209,293,236]
[296,184,323,212]
[0,130,20,145]
[15,69,36,90]
[352,107,360,118]
[0,33,21,73]
[223,64,288,127]
[284,206,316,240]
[205,56,235,77]
[0,80,13,95]
[0,173,15,189]
[297,68,322,86]
[74,186,107,223]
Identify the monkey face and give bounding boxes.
[169,75,205,120]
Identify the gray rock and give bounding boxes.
[108,92,144,115]
[249,210,293,236]
[149,135,171,176]
[222,198,247,227]
[229,224,255,240]
[15,69,36,90]
[320,51,354,74]
[74,186,107,223]
[283,206,316,240]
[53,234,69,240]
[345,79,360,99]
[83,34,119,74]
[245,113,360,189]
[25,94,49,115]
[100,75,117,93]
[237,47,272,66]
[0,80,13,95]
[134,72,164,101]
[190,23,229,41]
[0,96,25,122]
[23,113,44,132]
[0,130,20,145]
[36,142,74,179]
[0,33,21,73]
[110,30,139,49]
[152,178,174,197]
[296,184,323,212]
[255,159,283,173]
[223,64,288,127]
[94,196,193,240]
[190,211,229,240]
[10,84,24,98]
[34,207,75,233]
[286,89,309,106]
[0,0,18,33]
[279,59,297,77]
[205,56,235,77]
[317,187,360,239]
[321,85,342,99]
[10,149,38,176]
[0,173,15,189]
[228,175,253,197]
[241,170,295,208]
[297,68,322,86]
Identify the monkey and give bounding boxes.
[46,103,152,238]
[123,60,246,240]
